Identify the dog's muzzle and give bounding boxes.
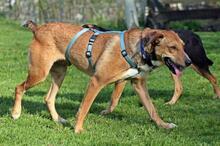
[163,57,184,76]
[184,54,192,67]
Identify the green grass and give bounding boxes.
[0,18,220,146]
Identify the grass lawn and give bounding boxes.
[0,18,220,146]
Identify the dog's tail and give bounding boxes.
[22,20,37,33]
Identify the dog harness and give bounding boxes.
[140,40,155,67]
[65,28,137,70]
[65,28,90,65]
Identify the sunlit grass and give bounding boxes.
[0,18,220,145]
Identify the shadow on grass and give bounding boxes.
[0,88,205,118]
[1,82,215,129]
[1,88,219,144]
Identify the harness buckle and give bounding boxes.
[89,39,95,43]
[121,50,128,57]
[90,35,98,41]
[88,42,94,45]
[89,28,96,33]
[86,51,92,58]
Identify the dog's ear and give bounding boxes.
[142,30,164,53]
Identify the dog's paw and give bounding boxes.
[74,127,84,134]
[166,123,177,129]
[100,109,111,115]
[58,117,67,124]
[11,112,21,120]
[53,117,67,124]
[161,122,177,129]
[213,94,220,99]
[165,100,176,105]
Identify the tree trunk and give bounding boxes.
[125,0,139,29]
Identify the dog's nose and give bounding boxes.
[185,58,192,66]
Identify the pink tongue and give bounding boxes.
[174,67,182,77]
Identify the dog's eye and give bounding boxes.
[170,46,177,50]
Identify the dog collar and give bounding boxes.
[140,39,155,67]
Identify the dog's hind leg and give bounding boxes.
[12,68,52,120]
[100,81,126,115]
[75,76,105,133]
[166,73,183,105]
[12,43,57,120]
[44,61,67,124]
[192,65,220,99]
[131,77,177,129]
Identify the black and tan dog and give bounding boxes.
[170,30,220,103]
[12,21,191,133]
[83,24,220,114]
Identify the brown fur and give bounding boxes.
[84,24,220,106]
[12,21,189,133]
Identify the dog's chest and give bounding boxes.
[121,64,152,80]
[120,61,163,80]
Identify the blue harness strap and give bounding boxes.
[85,29,122,70]
[120,32,137,68]
[86,30,100,70]
[65,28,90,65]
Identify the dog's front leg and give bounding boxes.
[101,80,127,115]
[75,76,104,133]
[166,73,183,105]
[131,77,177,129]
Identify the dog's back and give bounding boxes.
[174,30,213,69]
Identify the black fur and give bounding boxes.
[82,24,110,32]
[174,30,213,72]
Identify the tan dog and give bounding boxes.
[12,21,191,133]
[83,24,220,106]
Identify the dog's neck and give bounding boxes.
[124,28,161,72]
[124,28,142,55]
